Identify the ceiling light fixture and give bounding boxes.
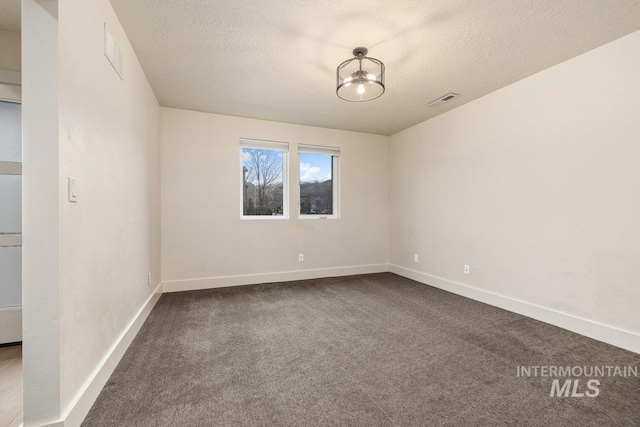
[336,47,385,102]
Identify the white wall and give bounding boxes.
[390,30,640,348]
[161,108,389,290]
[56,0,161,420]
[0,29,21,72]
[22,0,61,423]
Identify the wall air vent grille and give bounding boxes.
[428,93,460,107]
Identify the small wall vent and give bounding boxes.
[428,93,459,107]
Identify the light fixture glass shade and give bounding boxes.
[336,47,385,102]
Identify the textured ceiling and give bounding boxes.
[0,0,20,32]
[111,1,639,135]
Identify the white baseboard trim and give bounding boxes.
[0,82,21,103]
[0,306,22,344]
[0,70,21,103]
[163,264,390,293]
[0,69,21,85]
[390,264,640,355]
[56,282,163,427]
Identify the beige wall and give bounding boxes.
[161,108,389,288]
[390,30,640,339]
[22,0,61,423]
[0,29,21,71]
[58,0,161,413]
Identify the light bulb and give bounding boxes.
[367,74,376,81]
[343,76,352,87]
[357,84,365,95]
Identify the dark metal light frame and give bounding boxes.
[336,47,385,102]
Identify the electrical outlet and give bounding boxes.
[464,265,470,275]
[298,254,304,262]
[414,254,419,263]
[148,272,152,285]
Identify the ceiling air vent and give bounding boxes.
[428,93,459,107]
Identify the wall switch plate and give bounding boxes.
[414,254,419,263]
[298,254,304,262]
[464,265,470,275]
[148,272,152,286]
[68,177,78,202]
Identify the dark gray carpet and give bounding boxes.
[82,273,640,426]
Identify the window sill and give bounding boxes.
[240,215,288,220]
[299,215,339,220]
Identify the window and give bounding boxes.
[240,138,288,218]
[298,144,339,218]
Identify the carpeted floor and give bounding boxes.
[82,273,640,426]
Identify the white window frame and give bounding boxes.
[240,138,289,220]
[298,144,340,220]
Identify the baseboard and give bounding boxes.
[0,69,21,85]
[390,264,640,355]
[0,306,22,344]
[0,69,21,102]
[57,282,163,427]
[163,264,390,293]
[0,70,21,103]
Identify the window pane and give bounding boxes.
[0,101,22,163]
[0,246,21,307]
[242,147,284,216]
[0,174,21,233]
[299,153,333,215]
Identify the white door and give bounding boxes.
[0,100,22,344]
